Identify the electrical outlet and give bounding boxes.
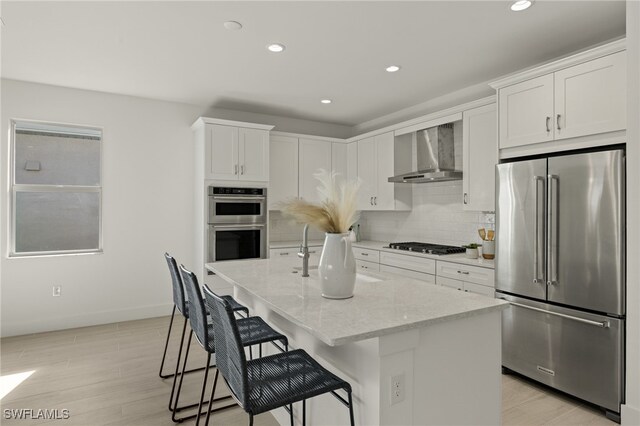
[52,285,61,297]
[390,373,405,405]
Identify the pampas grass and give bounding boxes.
[281,169,360,234]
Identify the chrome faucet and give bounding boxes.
[298,224,310,277]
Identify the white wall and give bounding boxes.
[0,79,351,337]
[623,1,640,424]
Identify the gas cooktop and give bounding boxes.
[387,242,466,255]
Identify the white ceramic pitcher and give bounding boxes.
[318,232,356,299]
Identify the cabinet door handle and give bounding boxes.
[556,114,561,131]
[545,116,551,133]
[463,193,468,204]
[241,165,245,175]
[234,164,238,175]
[374,196,377,205]
[370,197,373,206]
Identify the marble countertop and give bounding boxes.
[352,240,496,269]
[206,257,507,346]
[270,239,495,269]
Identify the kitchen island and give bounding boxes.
[206,257,508,425]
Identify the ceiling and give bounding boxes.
[0,1,626,127]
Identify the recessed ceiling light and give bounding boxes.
[320,99,332,104]
[386,65,401,73]
[267,43,286,53]
[223,21,242,30]
[511,0,533,11]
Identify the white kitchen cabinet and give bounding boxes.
[357,137,377,209]
[553,51,626,140]
[269,135,298,209]
[239,128,269,181]
[205,123,269,182]
[379,264,435,284]
[498,74,554,149]
[347,142,358,183]
[463,103,497,212]
[357,132,411,211]
[496,48,626,149]
[436,261,495,287]
[436,276,494,297]
[379,252,436,275]
[207,124,239,180]
[356,259,380,273]
[354,247,380,263]
[332,143,348,177]
[299,138,332,203]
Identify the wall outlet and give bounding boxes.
[52,285,61,297]
[390,373,405,405]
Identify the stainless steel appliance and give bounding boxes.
[387,242,466,255]
[496,148,625,422]
[208,187,267,263]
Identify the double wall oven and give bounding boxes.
[207,187,267,264]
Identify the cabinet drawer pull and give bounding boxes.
[279,252,289,256]
[309,250,317,254]
[457,270,470,275]
[361,265,368,269]
[545,116,551,133]
[361,252,368,256]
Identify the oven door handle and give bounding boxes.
[211,224,266,229]
[211,196,266,202]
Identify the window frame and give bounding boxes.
[9,119,104,258]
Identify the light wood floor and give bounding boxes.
[1,316,616,425]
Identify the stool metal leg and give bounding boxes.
[159,305,177,378]
[168,317,188,411]
[194,352,211,426]
[171,330,193,422]
[303,399,306,426]
[348,391,355,426]
[248,414,254,426]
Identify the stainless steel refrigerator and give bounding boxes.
[496,148,625,421]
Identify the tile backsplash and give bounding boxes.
[358,180,495,247]
[269,211,325,242]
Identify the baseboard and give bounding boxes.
[0,303,174,338]
[622,404,640,426]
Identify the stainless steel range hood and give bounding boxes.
[388,123,462,183]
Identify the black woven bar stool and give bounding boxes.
[159,253,249,414]
[175,265,289,424]
[203,286,356,426]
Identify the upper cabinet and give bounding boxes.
[193,118,273,182]
[298,138,332,203]
[357,132,411,211]
[331,142,348,178]
[269,135,298,209]
[553,52,626,140]
[463,103,497,212]
[495,48,626,150]
[347,142,358,183]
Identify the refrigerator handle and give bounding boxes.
[547,174,559,287]
[533,176,545,284]
[499,299,610,328]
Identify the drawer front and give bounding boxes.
[380,264,435,284]
[500,294,623,412]
[270,248,296,258]
[356,259,380,272]
[380,252,436,275]
[436,261,495,287]
[436,276,464,291]
[464,282,495,297]
[354,247,380,263]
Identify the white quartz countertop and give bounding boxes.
[206,258,507,346]
[352,240,495,269]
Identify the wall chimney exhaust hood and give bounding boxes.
[388,123,462,183]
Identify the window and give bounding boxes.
[10,120,102,256]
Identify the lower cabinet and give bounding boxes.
[356,259,380,272]
[436,276,495,297]
[379,264,435,284]
[269,246,321,263]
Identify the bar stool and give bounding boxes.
[203,285,356,426]
[159,253,248,414]
[176,265,289,424]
